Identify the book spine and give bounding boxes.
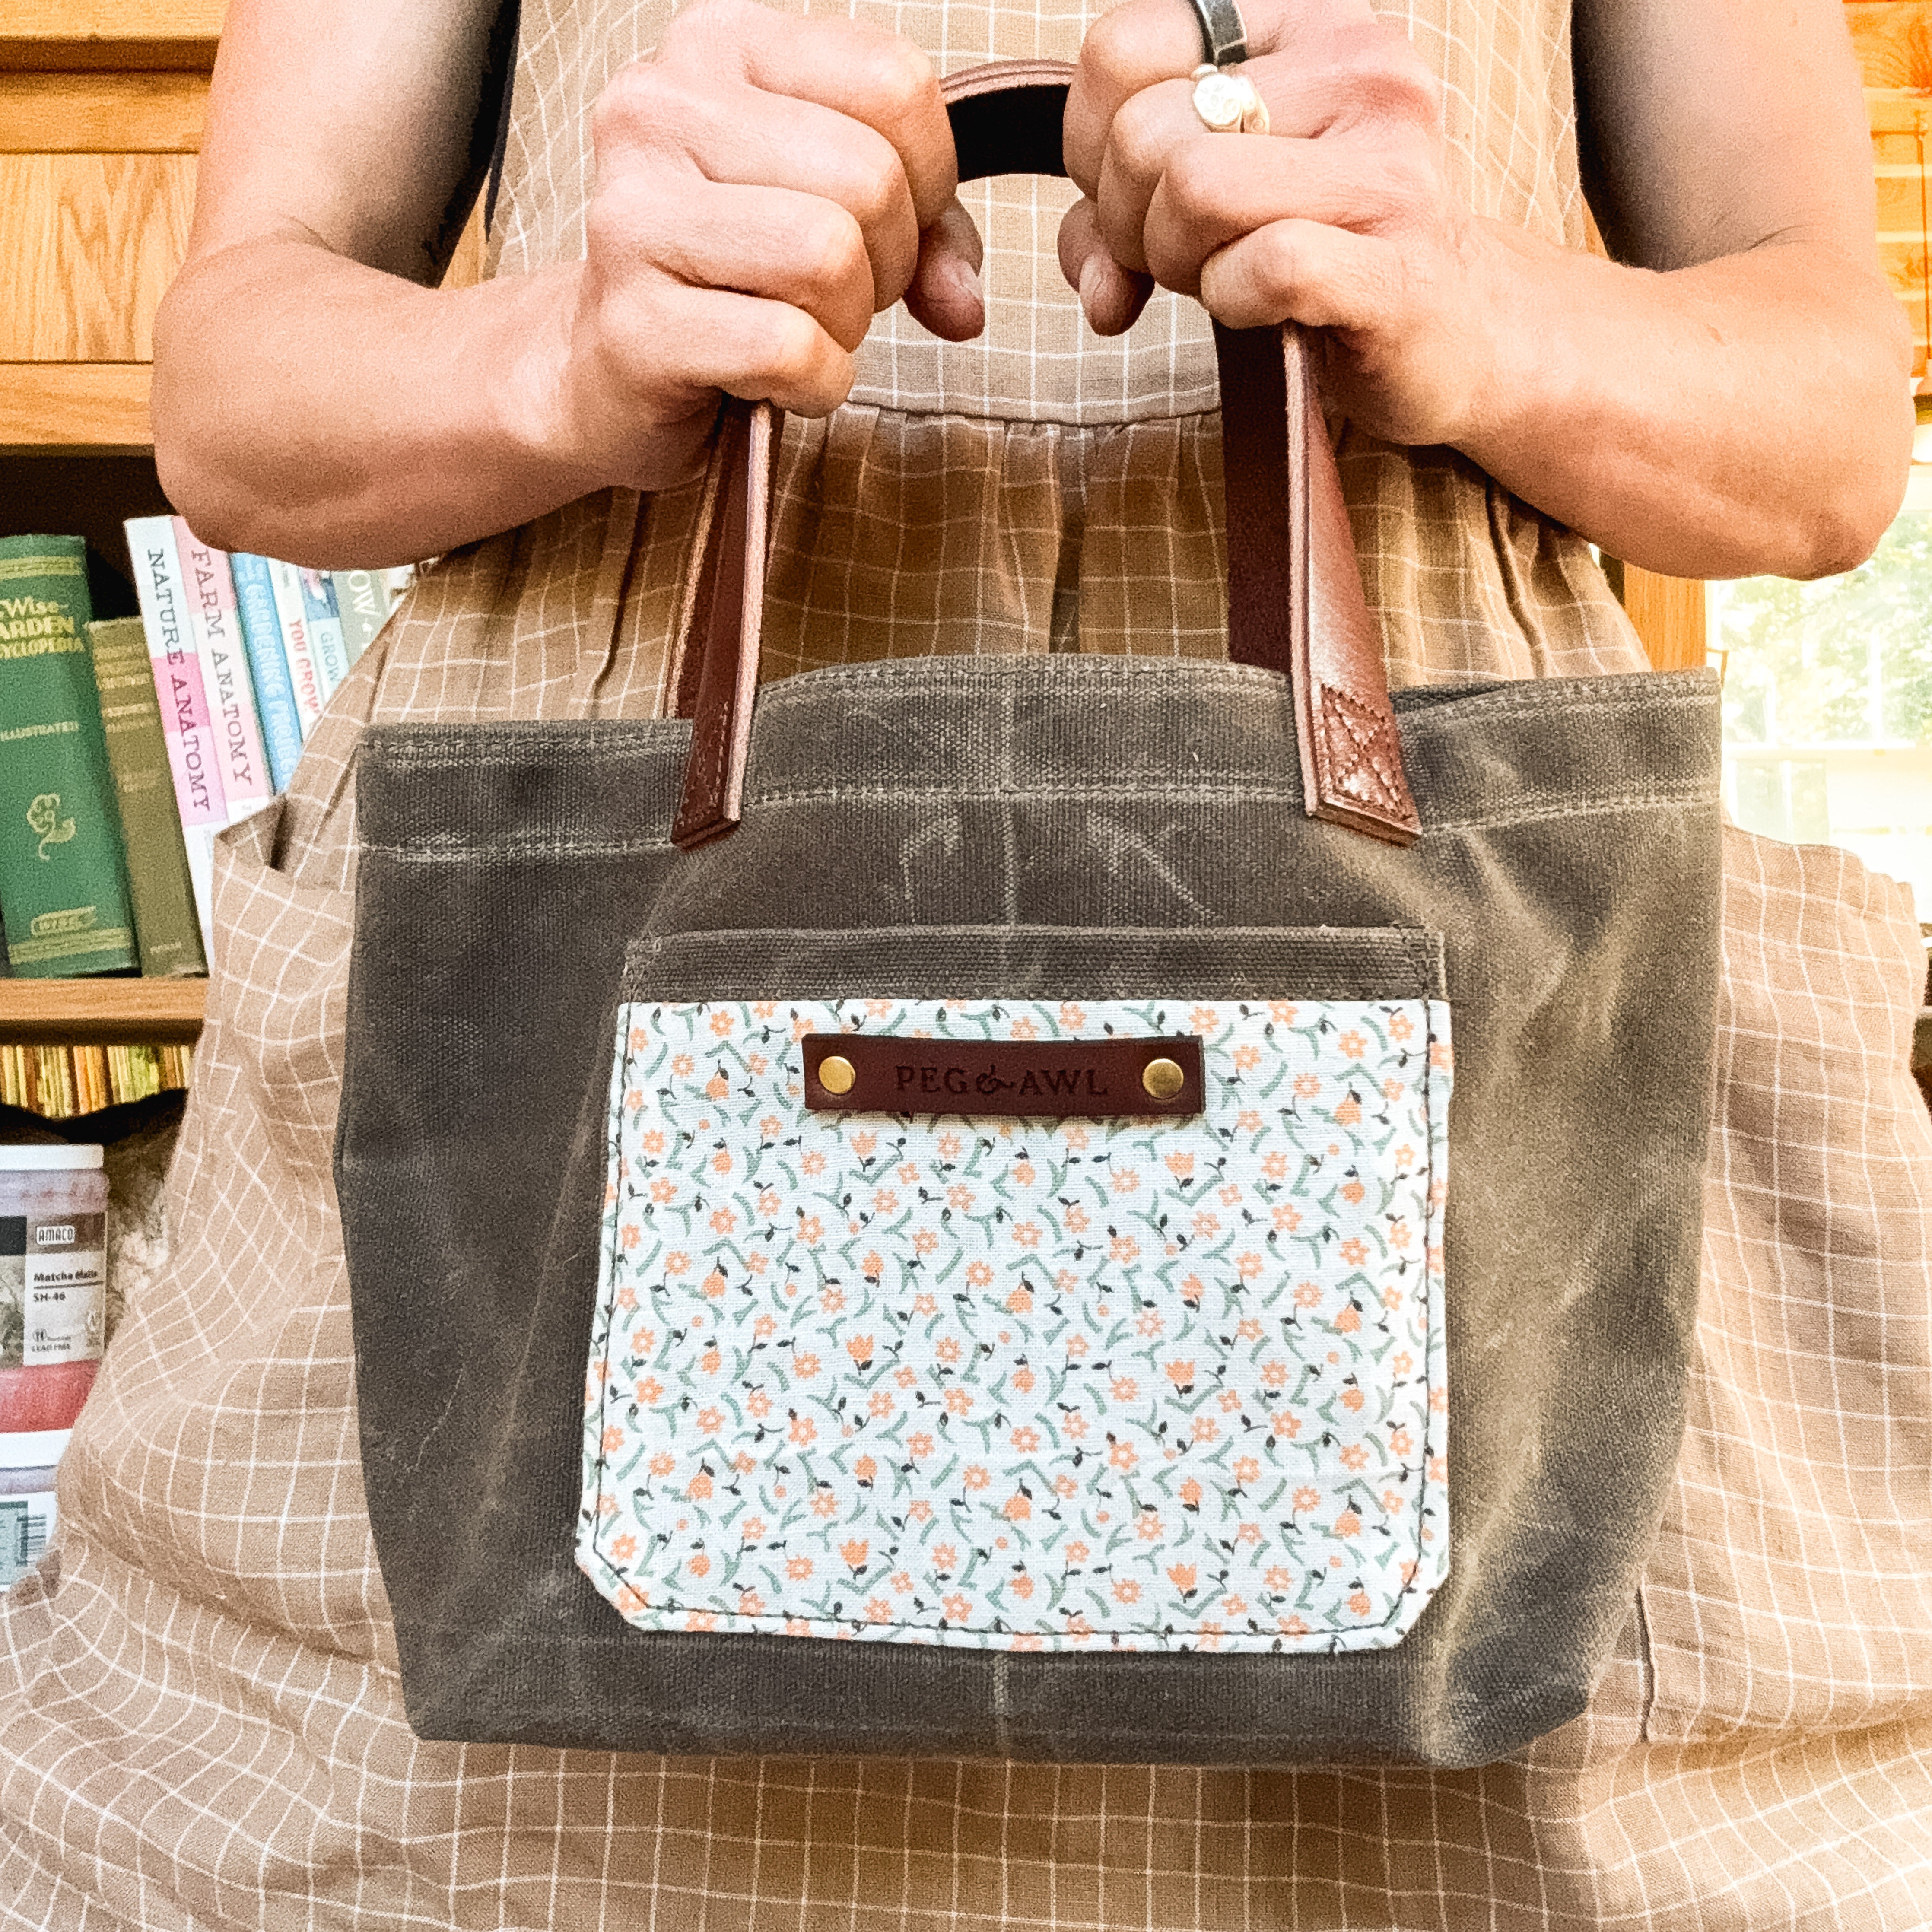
[264,560,325,741]
[328,568,394,668]
[228,554,302,791]
[174,522,273,826]
[83,618,208,978]
[302,571,350,699]
[0,535,138,978]
[125,517,225,951]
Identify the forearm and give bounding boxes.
[152,239,629,569]
[1456,225,1914,582]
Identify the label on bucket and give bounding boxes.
[0,1492,55,1590]
[0,1214,106,1368]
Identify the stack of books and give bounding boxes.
[0,526,413,1119]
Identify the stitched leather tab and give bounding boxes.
[670,61,1420,852]
[1215,321,1420,845]
[802,1032,1205,1118]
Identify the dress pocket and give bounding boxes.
[578,928,1451,1655]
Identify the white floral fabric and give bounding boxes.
[580,994,1452,1653]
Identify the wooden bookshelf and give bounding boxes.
[0,977,205,1047]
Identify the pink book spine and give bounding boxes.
[125,517,227,831]
[175,519,275,823]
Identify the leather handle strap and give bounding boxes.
[669,58,1420,851]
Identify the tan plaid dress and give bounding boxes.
[5,1,1930,1925]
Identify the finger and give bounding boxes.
[1196,216,1399,333]
[902,198,987,343]
[596,71,928,311]
[664,0,959,227]
[1141,134,1413,292]
[607,178,876,352]
[1056,195,1155,335]
[645,285,859,418]
[1066,0,1395,191]
[1091,75,1204,272]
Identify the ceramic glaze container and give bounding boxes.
[0,1144,107,1436]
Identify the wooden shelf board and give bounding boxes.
[0,71,207,151]
[1,1,223,70]
[0,976,205,1047]
[0,361,150,451]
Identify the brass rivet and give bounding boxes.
[818,1055,856,1096]
[1141,1057,1186,1102]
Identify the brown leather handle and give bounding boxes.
[670,59,1420,851]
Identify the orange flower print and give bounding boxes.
[840,1539,869,1572]
[614,1586,650,1615]
[1058,1003,1087,1029]
[593,992,1450,1652]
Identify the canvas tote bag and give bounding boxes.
[335,64,1722,1768]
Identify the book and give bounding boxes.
[302,570,350,699]
[328,568,394,667]
[227,554,303,791]
[173,523,273,828]
[125,517,226,950]
[83,619,207,978]
[264,560,325,739]
[0,536,138,978]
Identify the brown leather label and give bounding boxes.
[801,1033,1204,1118]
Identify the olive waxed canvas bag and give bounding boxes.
[335,65,1722,1768]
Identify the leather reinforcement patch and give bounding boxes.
[802,1033,1204,1118]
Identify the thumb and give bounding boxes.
[1057,195,1154,337]
[902,199,986,342]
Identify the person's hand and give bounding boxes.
[1059,0,1500,449]
[556,0,985,490]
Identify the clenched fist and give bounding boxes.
[557,0,988,489]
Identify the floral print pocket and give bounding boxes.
[580,950,1451,1655]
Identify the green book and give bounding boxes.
[84,618,207,977]
[0,536,137,978]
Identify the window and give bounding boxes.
[1712,467,1932,917]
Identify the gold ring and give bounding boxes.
[1191,63,1269,136]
